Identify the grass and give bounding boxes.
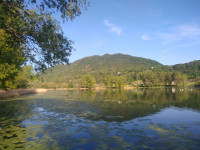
[0,89,47,99]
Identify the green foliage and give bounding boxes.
[172,72,187,87]
[81,74,96,88]
[157,72,166,85]
[165,72,173,85]
[0,26,25,89]
[194,80,200,87]
[38,54,196,88]
[40,53,164,84]
[134,70,188,87]
[68,82,73,88]
[104,75,112,88]
[0,65,36,89]
[104,75,126,88]
[172,60,200,79]
[0,0,87,89]
[138,70,159,86]
[0,63,18,89]
[15,66,36,88]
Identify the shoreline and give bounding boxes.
[0,86,192,99]
[0,87,134,99]
[0,88,48,99]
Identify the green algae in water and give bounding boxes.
[0,88,200,149]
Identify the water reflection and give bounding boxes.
[0,88,200,149]
[77,88,200,121]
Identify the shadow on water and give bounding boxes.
[0,88,200,149]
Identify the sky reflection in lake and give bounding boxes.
[0,88,200,149]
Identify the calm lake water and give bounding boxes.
[0,88,200,149]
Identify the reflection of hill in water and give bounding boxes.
[1,88,200,149]
[1,88,200,123]
[76,88,200,122]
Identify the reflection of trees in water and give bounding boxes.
[80,89,96,101]
[0,89,200,149]
[74,88,200,121]
[1,89,200,123]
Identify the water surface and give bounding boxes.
[0,88,200,149]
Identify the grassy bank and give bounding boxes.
[0,89,47,99]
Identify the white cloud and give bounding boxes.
[104,20,122,36]
[159,24,200,44]
[141,34,150,40]
[104,20,113,27]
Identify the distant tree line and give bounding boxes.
[76,70,188,88]
[0,67,190,90]
[128,70,187,87]
[172,60,200,79]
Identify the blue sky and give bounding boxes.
[58,0,200,65]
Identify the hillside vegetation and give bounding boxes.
[31,53,199,88]
[41,53,163,83]
[172,60,200,79]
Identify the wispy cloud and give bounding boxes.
[161,47,170,53]
[104,20,122,36]
[159,23,200,44]
[141,34,150,40]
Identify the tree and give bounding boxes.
[139,70,159,86]
[157,72,166,85]
[0,22,25,89]
[173,72,188,87]
[0,65,35,89]
[104,75,112,88]
[194,80,200,87]
[164,72,173,85]
[81,74,96,88]
[116,76,126,88]
[15,66,36,88]
[0,0,88,89]
[67,82,73,88]
[104,75,126,88]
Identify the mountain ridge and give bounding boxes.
[41,53,200,83]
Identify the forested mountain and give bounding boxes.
[38,53,200,88]
[73,53,162,71]
[41,53,163,83]
[172,60,200,79]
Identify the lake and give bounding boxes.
[0,88,200,149]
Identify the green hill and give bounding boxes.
[38,53,200,88]
[172,60,200,79]
[41,53,164,83]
